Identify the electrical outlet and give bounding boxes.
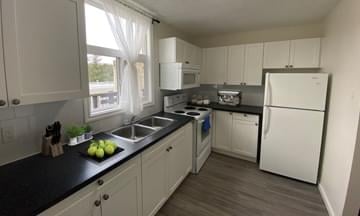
[1,126,15,144]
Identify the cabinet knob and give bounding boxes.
[229,112,233,115]
[94,200,101,207]
[0,100,6,106]
[97,179,104,185]
[185,61,190,64]
[103,194,110,200]
[166,147,170,152]
[169,146,173,150]
[12,99,20,105]
[289,65,294,68]
[255,123,258,126]
[285,65,289,68]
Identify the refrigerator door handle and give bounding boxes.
[263,107,271,138]
[265,73,272,105]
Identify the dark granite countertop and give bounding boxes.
[0,112,192,216]
[193,102,263,115]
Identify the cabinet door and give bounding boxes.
[167,126,191,195]
[2,0,89,106]
[290,38,321,68]
[194,46,202,66]
[39,184,100,216]
[0,13,8,109]
[202,47,227,84]
[214,111,232,151]
[263,41,290,69]
[231,119,258,158]
[183,43,196,64]
[101,158,142,216]
[142,140,168,216]
[227,45,245,85]
[244,43,264,86]
[175,39,185,63]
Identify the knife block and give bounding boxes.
[42,135,64,157]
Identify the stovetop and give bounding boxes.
[164,94,212,120]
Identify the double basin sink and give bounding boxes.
[109,116,175,143]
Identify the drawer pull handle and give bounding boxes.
[97,179,104,185]
[94,200,101,207]
[0,100,6,106]
[103,194,110,200]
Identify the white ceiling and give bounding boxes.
[134,0,339,36]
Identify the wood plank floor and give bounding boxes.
[157,153,328,216]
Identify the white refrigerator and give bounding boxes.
[260,73,328,184]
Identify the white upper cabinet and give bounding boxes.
[227,45,245,85]
[203,43,263,86]
[243,43,264,86]
[263,41,291,69]
[263,38,321,69]
[202,47,227,84]
[0,14,8,109]
[290,38,321,68]
[2,0,89,106]
[159,37,201,65]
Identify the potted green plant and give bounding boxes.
[66,126,81,146]
[83,124,93,139]
[77,126,86,143]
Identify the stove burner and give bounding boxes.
[174,110,185,114]
[184,106,196,110]
[187,112,200,116]
[198,108,208,111]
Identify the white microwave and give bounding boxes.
[160,63,200,90]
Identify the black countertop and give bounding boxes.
[194,102,263,115]
[0,112,192,216]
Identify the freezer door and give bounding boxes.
[264,73,328,110]
[260,106,324,183]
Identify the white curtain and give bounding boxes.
[101,0,151,115]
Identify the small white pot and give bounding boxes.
[69,137,77,146]
[85,131,93,139]
[77,134,85,143]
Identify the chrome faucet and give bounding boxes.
[130,116,136,124]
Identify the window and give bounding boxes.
[84,1,153,120]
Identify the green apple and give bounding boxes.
[104,145,115,155]
[98,140,106,149]
[95,148,105,158]
[87,146,97,156]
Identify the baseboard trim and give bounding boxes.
[318,183,335,216]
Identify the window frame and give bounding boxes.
[84,1,154,122]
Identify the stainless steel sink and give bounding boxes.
[137,116,174,130]
[110,124,156,142]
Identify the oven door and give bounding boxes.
[196,116,212,156]
[181,66,200,89]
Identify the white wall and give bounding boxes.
[319,0,360,215]
[194,23,324,48]
[0,22,192,166]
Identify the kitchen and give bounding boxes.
[0,0,359,216]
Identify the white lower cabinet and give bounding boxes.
[100,158,142,216]
[214,111,259,161]
[40,123,193,216]
[39,157,141,216]
[214,111,232,151]
[142,123,192,216]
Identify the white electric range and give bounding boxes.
[164,94,212,173]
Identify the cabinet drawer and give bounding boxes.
[233,113,259,123]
